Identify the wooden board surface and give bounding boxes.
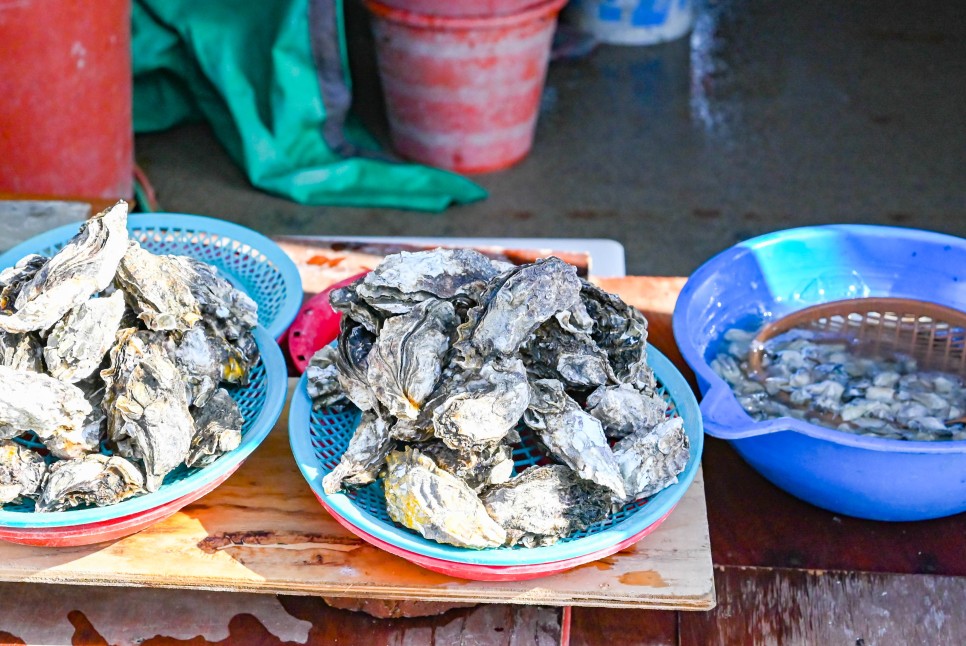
[0,380,714,610]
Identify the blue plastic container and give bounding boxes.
[673,225,966,521]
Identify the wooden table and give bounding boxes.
[0,272,963,644]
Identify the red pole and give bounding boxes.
[0,0,133,200]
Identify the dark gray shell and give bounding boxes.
[0,254,47,314]
[522,311,613,389]
[524,378,627,500]
[329,281,384,335]
[44,290,127,383]
[481,465,613,547]
[335,320,378,412]
[0,330,44,372]
[102,329,194,491]
[587,383,668,440]
[0,440,47,504]
[366,298,458,420]
[115,242,202,332]
[306,345,349,410]
[0,202,128,334]
[418,440,514,492]
[186,388,243,468]
[580,280,654,389]
[321,410,394,494]
[36,453,144,512]
[613,417,690,499]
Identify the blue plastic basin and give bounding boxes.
[673,224,966,521]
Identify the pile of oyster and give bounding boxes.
[712,327,966,441]
[307,249,690,549]
[0,202,259,512]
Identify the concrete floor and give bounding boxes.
[133,0,966,277]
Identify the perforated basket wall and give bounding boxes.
[290,346,703,567]
[0,327,288,528]
[0,213,302,338]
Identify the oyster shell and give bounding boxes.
[456,257,582,362]
[430,357,530,451]
[334,320,379,412]
[383,447,506,549]
[102,329,194,491]
[306,345,348,409]
[356,248,502,315]
[186,388,243,468]
[35,453,144,512]
[330,281,384,334]
[168,322,257,407]
[586,383,668,440]
[0,440,47,504]
[0,365,93,458]
[182,257,258,339]
[524,379,627,499]
[115,242,202,332]
[0,254,47,313]
[321,410,394,494]
[0,330,43,372]
[44,290,127,383]
[418,440,514,492]
[523,311,613,388]
[366,298,458,420]
[481,465,613,547]
[0,202,128,333]
[613,417,690,499]
[580,281,653,389]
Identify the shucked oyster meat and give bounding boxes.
[309,248,688,550]
[0,202,128,333]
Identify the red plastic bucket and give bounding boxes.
[0,0,133,200]
[375,0,545,18]
[365,0,567,174]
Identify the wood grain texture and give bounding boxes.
[0,380,714,610]
[570,606,677,646]
[680,566,966,646]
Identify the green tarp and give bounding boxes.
[132,0,486,211]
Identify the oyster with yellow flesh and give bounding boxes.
[614,417,690,499]
[383,447,506,549]
[0,440,47,504]
[366,298,457,421]
[524,379,627,500]
[481,465,614,547]
[102,329,194,492]
[0,201,128,334]
[455,256,583,364]
[321,410,393,494]
[355,248,503,316]
[186,388,243,468]
[0,365,93,458]
[586,383,668,440]
[35,453,144,512]
[44,290,128,383]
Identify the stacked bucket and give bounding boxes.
[365,0,568,174]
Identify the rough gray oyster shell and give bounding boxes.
[366,298,457,420]
[0,254,47,314]
[456,257,583,362]
[44,290,127,383]
[330,281,384,334]
[0,330,43,372]
[168,322,257,407]
[102,329,194,491]
[613,417,690,499]
[418,440,514,492]
[0,440,47,504]
[187,388,243,468]
[580,280,654,389]
[116,242,203,332]
[481,465,613,547]
[305,344,348,409]
[36,453,144,512]
[587,383,668,440]
[356,248,502,315]
[0,365,93,459]
[523,310,613,388]
[334,320,379,411]
[321,410,393,494]
[524,379,627,500]
[0,202,128,334]
[383,447,506,549]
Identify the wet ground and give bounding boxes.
[134,0,966,277]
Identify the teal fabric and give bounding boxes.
[132,0,487,211]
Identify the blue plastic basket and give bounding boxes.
[0,213,302,339]
[289,346,703,566]
[0,326,287,528]
[673,224,966,521]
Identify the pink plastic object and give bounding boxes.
[0,470,235,547]
[365,0,567,174]
[375,0,544,17]
[316,492,675,582]
[0,0,133,199]
[286,273,368,373]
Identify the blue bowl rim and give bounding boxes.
[0,212,303,339]
[672,223,966,455]
[289,345,704,567]
[0,326,288,528]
